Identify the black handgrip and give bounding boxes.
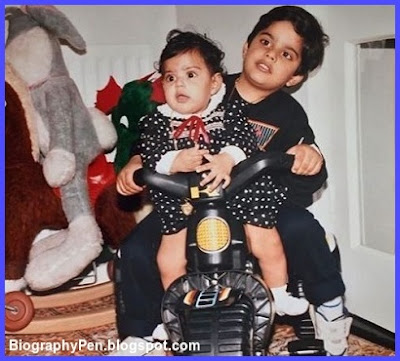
[132,168,146,187]
[133,168,190,198]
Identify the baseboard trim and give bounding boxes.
[350,314,395,350]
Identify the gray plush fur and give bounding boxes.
[5,5,117,291]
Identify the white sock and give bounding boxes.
[316,296,344,321]
[152,323,169,341]
[271,285,309,316]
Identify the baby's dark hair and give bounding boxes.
[247,6,329,76]
[157,29,225,75]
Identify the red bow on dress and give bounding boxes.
[173,115,210,143]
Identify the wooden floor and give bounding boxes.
[4,294,395,356]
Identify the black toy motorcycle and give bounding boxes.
[133,151,326,355]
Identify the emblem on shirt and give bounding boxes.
[248,119,279,150]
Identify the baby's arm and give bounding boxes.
[196,152,235,191]
[195,103,256,191]
[195,145,247,191]
[156,144,209,174]
[138,115,175,171]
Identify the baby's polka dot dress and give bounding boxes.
[139,99,286,235]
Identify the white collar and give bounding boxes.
[157,83,226,118]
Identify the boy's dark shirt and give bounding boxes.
[224,73,327,207]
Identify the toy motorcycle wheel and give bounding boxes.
[182,293,255,355]
[162,272,273,355]
[5,291,35,332]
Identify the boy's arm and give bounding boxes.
[279,124,327,207]
[270,99,327,207]
[116,154,144,196]
[287,142,324,176]
[279,161,328,207]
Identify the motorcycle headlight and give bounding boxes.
[196,217,230,253]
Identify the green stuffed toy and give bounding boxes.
[112,81,156,173]
[108,73,165,173]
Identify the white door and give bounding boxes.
[343,34,395,331]
[303,6,395,332]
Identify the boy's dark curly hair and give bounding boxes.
[247,6,329,76]
[157,29,225,75]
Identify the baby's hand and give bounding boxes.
[171,144,209,173]
[196,153,235,192]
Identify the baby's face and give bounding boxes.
[162,50,220,116]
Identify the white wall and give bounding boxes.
[57,5,178,70]
[176,5,275,73]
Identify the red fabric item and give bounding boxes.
[150,75,166,104]
[52,154,116,206]
[95,76,122,114]
[173,115,210,143]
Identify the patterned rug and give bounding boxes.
[5,293,395,356]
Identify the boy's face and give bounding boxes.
[162,50,222,115]
[242,20,304,94]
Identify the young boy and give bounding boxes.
[116,6,351,356]
[139,29,308,316]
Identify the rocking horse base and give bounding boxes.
[6,281,115,335]
[6,252,116,335]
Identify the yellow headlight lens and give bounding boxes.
[196,217,230,253]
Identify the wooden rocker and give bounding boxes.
[5,261,116,334]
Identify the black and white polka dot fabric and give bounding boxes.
[138,99,286,235]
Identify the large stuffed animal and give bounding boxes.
[5,5,133,291]
[5,60,138,293]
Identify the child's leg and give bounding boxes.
[245,224,309,316]
[157,228,187,290]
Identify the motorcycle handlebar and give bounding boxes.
[134,169,191,198]
[133,152,294,199]
[227,152,294,197]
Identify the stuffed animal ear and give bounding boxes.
[5,6,20,18]
[23,5,86,52]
